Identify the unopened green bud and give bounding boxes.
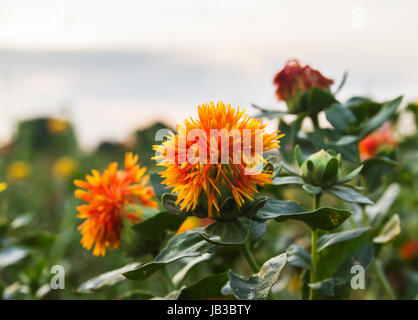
[300,150,340,188]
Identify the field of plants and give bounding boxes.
[0,60,417,300]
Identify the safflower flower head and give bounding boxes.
[273,59,334,113]
[359,122,397,161]
[74,152,158,256]
[153,101,283,221]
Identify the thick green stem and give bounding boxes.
[309,193,321,300]
[374,259,396,300]
[162,266,175,292]
[239,241,260,273]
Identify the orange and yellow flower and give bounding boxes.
[359,122,397,161]
[153,101,283,220]
[273,59,334,102]
[74,152,158,256]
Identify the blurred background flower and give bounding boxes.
[52,156,77,178]
[7,161,31,181]
[359,122,397,161]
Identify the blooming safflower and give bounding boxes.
[359,122,397,161]
[153,101,283,220]
[7,161,31,181]
[74,152,158,256]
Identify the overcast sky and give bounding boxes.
[0,0,417,147]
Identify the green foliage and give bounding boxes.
[123,229,217,281]
[228,253,287,300]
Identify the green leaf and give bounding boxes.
[317,227,370,252]
[348,97,382,123]
[254,199,305,222]
[316,228,373,280]
[272,176,304,186]
[363,156,398,167]
[276,207,351,231]
[367,183,400,227]
[334,135,359,146]
[200,220,249,245]
[172,253,213,286]
[132,211,186,241]
[178,272,229,300]
[229,253,287,300]
[0,247,28,270]
[307,87,337,112]
[295,145,305,167]
[77,263,140,294]
[279,161,300,176]
[373,214,401,244]
[333,71,348,95]
[307,129,359,162]
[286,244,311,270]
[302,184,322,194]
[278,117,304,164]
[309,278,346,298]
[358,96,402,138]
[339,165,363,184]
[328,185,373,205]
[239,218,266,246]
[325,104,356,132]
[123,228,217,281]
[256,201,351,231]
[20,232,56,249]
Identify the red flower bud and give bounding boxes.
[273,59,334,103]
